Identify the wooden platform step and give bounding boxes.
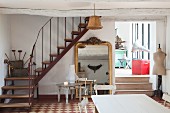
[116,83,152,90]
[2,86,34,90]
[5,76,35,81]
[71,31,80,35]
[85,17,89,23]
[35,68,43,72]
[57,46,65,49]
[50,53,58,57]
[79,23,87,28]
[116,90,154,96]
[0,94,33,99]
[65,38,73,42]
[0,103,31,108]
[115,76,150,83]
[42,61,51,65]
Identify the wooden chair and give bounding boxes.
[162,93,170,106]
[94,84,116,95]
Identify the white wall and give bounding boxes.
[0,14,11,94]
[162,16,170,94]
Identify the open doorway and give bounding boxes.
[114,21,156,96]
[115,21,156,77]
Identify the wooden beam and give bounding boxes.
[1,8,170,17]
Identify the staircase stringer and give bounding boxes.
[35,28,88,84]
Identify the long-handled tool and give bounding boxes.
[12,50,17,60]
[5,53,10,61]
[22,52,26,61]
[18,50,22,60]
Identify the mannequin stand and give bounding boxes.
[155,75,163,98]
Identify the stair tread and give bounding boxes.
[2,85,34,90]
[42,61,51,64]
[71,31,80,35]
[79,23,87,28]
[50,53,58,57]
[116,76,150,78]
[65,38,73,42]
[116,90,154,91]
[85,17,89,21]
[0,94,33,99]
[35,68,43,72]
[57,46,65,49]
[0,103,31,108]
[115,83,152,85]
[5,76,35,81]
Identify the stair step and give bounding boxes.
[57,46,65,49]
[35,68,43,72]
[79,23,87,28]
[116,83,152,90]
[71,31,80,35]
[42,61,51,64]
[2,86,34,90]
[0,103,31,108]
[116,90,154,96]
[65,38,73,42]
[85,17,89,23]
[0,94,33,99]
[5,76,35,81]
[50,53,58,57]
[115,77,150,83]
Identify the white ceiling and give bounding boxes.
[1,0,170,17]
[1,0,170,10]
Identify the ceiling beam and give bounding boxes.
[1,8,170,17]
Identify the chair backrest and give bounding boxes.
[162,93,170,106]
[94,85,116,95]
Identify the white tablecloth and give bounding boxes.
[92,94,170,113]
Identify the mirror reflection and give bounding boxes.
[78,45,109,85]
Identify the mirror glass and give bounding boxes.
[78,45,109,85]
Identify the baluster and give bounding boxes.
[50,19,52,62]
[28,62,31,105]
[72,17,74,31]
[65,17,66,47]
[34,44,36,76]
[79,17,81,32]
[57,18,60,55]
[57,17,59,50]
[42,28,44,69]
[72,17,74,39]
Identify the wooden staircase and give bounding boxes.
[0,76,35,110]
[0,17,89,111]
[115,76,154,96]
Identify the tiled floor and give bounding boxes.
[0,96,170,113]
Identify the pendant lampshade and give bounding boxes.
[87,4,103,30]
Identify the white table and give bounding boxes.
[92,94,170,113]
[57,83,82,104]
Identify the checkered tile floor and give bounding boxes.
[30,100,95,113]
[0,97,169,113]
[25,98,170,113]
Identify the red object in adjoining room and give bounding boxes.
[132,59,150,75]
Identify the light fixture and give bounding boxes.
[87,4,103,30]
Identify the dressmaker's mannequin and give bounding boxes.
[153,44,166,98]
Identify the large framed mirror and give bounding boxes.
[74,37,113,86]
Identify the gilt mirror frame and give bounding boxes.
[74,37,113,85]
